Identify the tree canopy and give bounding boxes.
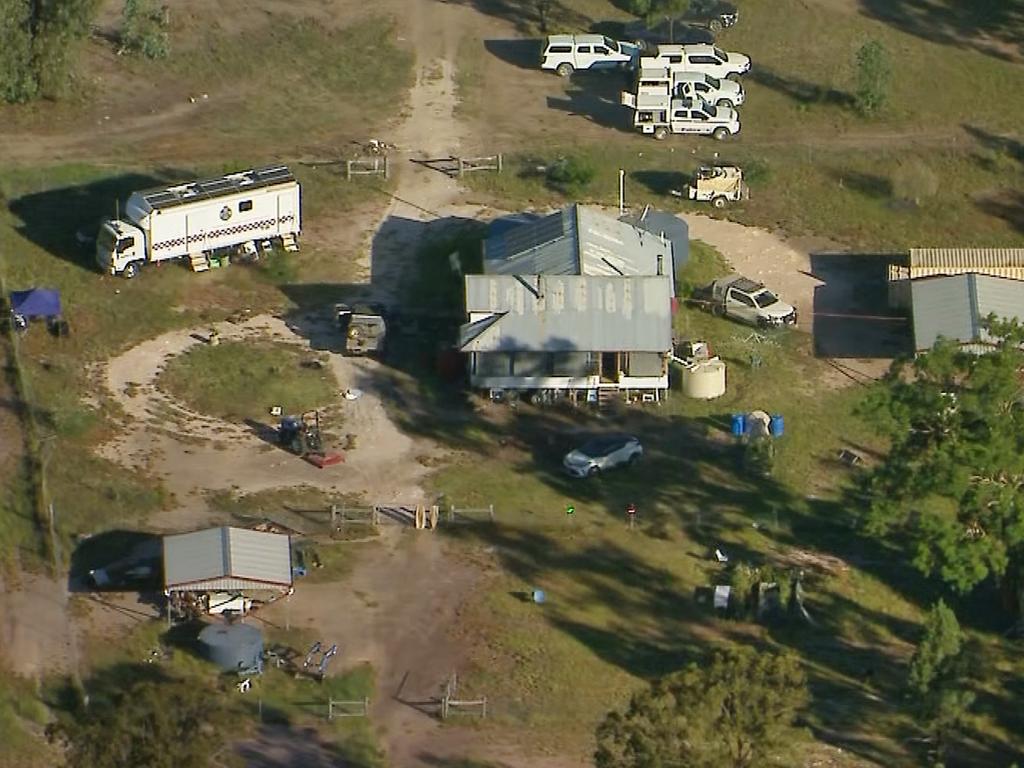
[863,321,1024,619]
[595,647,808,768]
[52,678,233,768]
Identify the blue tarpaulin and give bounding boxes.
[10,288,62,318]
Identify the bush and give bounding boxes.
[546,155,596,196]
[120,0,169,59]
[890,159,939,206]
[854,40,891,116]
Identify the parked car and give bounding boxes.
[623,18,715,50]
[681,0,739,32]
[541,34,642,77]
[695,275,798,327]
[641,44,751,79]
[563,434,643,478]
[623,94,740,140]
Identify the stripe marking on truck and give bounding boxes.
[152,216,298,252]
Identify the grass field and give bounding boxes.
[160,341,338,422]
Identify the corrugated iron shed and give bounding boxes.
[163,526,292,592]
[483,205,675,280]
[903,248,1024,281]
[460,274,673,353]
[911,273,1024,351]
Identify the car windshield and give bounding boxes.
[714,46,726,60]
[706,75,720,88]
[603,37,620,53]
[704,104,719,117]
[579,437,626,458]
[754,290,779,308]
[97,226,116,253]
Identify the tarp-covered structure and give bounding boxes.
[9,288,62,318]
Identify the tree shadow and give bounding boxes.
[67,528,162,593]
[6,170,193,272]
[445,0,592,36]
[974,188,1024,235]
[963,123,1024,168]
[630,169,685,196]
[545,79,634,134]
[483,38,543,71]
[748,66,855,108]
[858,0,1024,63]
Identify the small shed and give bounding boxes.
[911,273,1024,353]
[163,526,292,597]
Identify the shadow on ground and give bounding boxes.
[749,67,854,108]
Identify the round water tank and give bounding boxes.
[198,622,263,673]
[682,359,727,400]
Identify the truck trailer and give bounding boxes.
[96,165,302,278]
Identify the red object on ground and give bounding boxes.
[306,452,344,468]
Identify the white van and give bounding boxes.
[541,34,641,77]
[640,44,751,79]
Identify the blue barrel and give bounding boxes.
[770,414,785,437]
[731,413,746,437]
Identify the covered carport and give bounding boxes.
[163,526,293,622]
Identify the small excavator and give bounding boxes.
[277,410,343,468]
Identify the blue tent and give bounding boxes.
[10,288,62,318]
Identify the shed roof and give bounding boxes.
[911,273,1024,351]
[459,274,673,353]
[903,248,1024,282]
[482,204,674,280]
[163,526,292,591]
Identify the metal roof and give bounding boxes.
[163,526,292,591]
[482,205,675,280]
[459,274,673,353]
[904,248,1024,281]
[911,273,1024,351]
[139,166,296,211]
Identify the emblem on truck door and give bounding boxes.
[220,206,232,221]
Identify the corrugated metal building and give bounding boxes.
[911,273,1024,352]
[888,248,1024,309]
[163,526,293,593]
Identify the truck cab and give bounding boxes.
[96,219,147,278]
[700,275,797,327]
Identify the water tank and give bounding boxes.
[198,622,263,673]
[731,413,746,436]
[682,359,727,400]
[770,414,785,437]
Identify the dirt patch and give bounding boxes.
[0,571,80,679]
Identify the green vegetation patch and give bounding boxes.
[160,341,338,422]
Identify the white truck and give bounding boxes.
[622,93,740,140]
[96,165,302,279]
[541,34,642,77]
[634,67,744,107]
[695,275,798,327]
[640,44,751,80]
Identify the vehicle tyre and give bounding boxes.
[627,453,640,467]
[556,63,574,77]
[587,466,600,478]
[712,127,730,141]
[121,261,142,279]
[716,98,734,109]
[711,303,725,317]
[654,126,668,141]
[709,19,723,33]
[712,196,728,209]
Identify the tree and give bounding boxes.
[120,0,169,60]
[862,321,1024,625]
[595,647,808,768]
[0,0,99,102]
[51,678,233,768]
[624,0,690,23]
[907,600,975,764]
[854,39,890,115]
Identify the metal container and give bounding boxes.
[198,622,263,674]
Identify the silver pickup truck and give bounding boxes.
[696,275,797,327]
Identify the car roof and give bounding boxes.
[655,43,715,55]
[581,433,637,448]
[547,34,606,45]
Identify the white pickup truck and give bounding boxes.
[635,67,744,108]
[640,44,751,79]
[622,93,740,140]
[541,34,641,77]
[696,275,798,327]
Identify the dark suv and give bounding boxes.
[682,0,739,32]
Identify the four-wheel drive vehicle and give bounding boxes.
[336,302,386,356]
[696,275,797,327]
[682,0,739,32]
[541,34,641,76]
[686,165,749,207]
[640,44,751,79]
[563,434,643,478]
[623,94,740,140]
[635,68,744,107]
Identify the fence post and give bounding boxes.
[457,157,465,177]
[384,156,390,180]
[482,696,487,718]
[497,154,503,174]
[346,160,353,181]
[372,506,380,527]
[448,504,454,523]
[330,504,337,526]
[488,503,494,521]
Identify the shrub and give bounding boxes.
[120,0,169,59]
[546,155,596,196]
[854,40,891,116]
[890,159,939,206]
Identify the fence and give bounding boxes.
[328,697,370,719]
[456,153,502,177]
[439,672,487,719]
[346,156,389,180]
[325,502,495,529]
[447,504,495,524]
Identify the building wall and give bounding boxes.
[469,352,668,390]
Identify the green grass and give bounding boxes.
[0,667,53,768]
[160,341,338,422]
